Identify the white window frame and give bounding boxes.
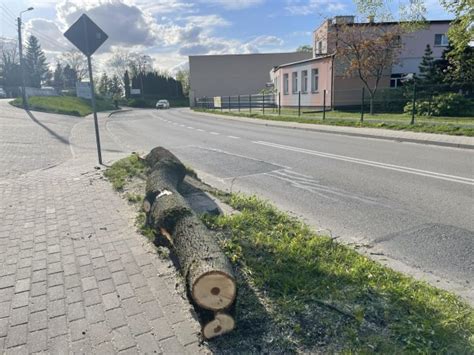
[318,41,323,54]
[283,74,289,95]
[434,34,448,46]
[292,72,298,94]
[311,68,319,93]
[301,70,308,93]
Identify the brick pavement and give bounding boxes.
[0,101,208,354]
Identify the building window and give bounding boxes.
[311,68,319,92]
[434,34,448,46]
[318,41,323,54]
[292,72,298,94]
[390,73,404,88]
[301,70,308,93]
[283,74,289,95]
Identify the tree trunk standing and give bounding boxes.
[369,96,374,115]
[144,147,237,313]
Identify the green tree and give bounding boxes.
[443,45,474,89]
[109,75,122,98]
[123,70,130,98]
[52,63,64,91]
[24,35,49,88]
[417,44,443,87]
[441,0,473,55]
[175,69,189,97]
[0,45,21,91]
[98,72,110,96]
[63,64,77,89]
[296,45,312,53]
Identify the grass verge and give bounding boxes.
[10,96,116,117]
[103,153,146,191]
[202,193,474,353]
[193,109,474,136]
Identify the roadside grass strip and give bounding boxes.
[10,96,116,117]
[193,109,474,137]
[202,193,474,353]
[103,153,146,191]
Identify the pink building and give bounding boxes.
[271,16,451,108]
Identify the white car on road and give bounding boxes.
[156,99,170,109]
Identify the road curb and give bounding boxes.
[107,108,133,117]
[188,109,474,150]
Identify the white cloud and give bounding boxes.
[285,0,345,15]
[200,0,265,10]
[20,0,288,71]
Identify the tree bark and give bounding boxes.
[144,147,236,312]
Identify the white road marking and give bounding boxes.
[227,136,240,139]
[210,132,220,135]
[187,126,194,129]
[254,140,474,185]
[197,129,205,132]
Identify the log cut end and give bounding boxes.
[192,271,236,311]
[202,313,235,340]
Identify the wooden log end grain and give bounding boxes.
[202,313,235,340]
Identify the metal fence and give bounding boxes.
[195,83,474,127]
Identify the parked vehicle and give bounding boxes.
[0,87,6,98]
[156,99,170,109]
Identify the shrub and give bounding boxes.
[404,93,474,117]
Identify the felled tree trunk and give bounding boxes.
[144,147,236,312]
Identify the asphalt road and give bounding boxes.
[104,108,474,297]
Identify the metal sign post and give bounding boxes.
[64,14,108,165]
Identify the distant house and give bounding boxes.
[188,52,312,106]
[271,16,451,108]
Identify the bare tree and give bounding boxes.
[106,49,154,84]
[336,23,404,114]
[59,49,88,81]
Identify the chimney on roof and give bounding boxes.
[368,15,375,23]
[334,16,355,25]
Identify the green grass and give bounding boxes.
[10,96,116,117]
[194,108,474,136]
[103,154,146,191]
[203,194,474,353]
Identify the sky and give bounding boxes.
[0,0,452,74]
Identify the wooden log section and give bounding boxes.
[144,147,237,312]
[202,313,235,340]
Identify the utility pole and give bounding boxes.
[17,7,34,109]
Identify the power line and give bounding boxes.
[0,3,16,21]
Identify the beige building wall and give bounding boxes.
[395,22,450,74]
[272,57,333,107]
[188,52,312,106]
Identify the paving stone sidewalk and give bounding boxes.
[0,101,208,354]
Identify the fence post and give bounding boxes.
[323,89,326,120]
[262,94,265,115]
[278,92,281,115]
[411,83,416,125]
[249,94,252,114]
[238,95,241,112]
[360,87,365,123]
[428,88,433,117]
[298,91,301,117]
[228,96,231,112]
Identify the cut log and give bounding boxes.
[144,147,237,312]
[202,313,235,340]
[173,214,236,310]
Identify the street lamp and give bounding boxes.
[18,7,34,109]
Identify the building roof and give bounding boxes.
[272,54,333,71]
[189,52,309,59]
